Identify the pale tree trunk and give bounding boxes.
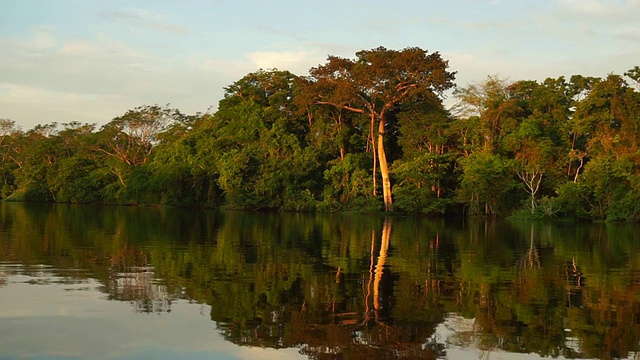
[518,169,543,213]
[574,152,586,183]
[377,118,393,212]
[370,112,377,197]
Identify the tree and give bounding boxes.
[9,124,64,201]
[0,119,19,197]
[457,150,517,215]
[93,105,187,192]
[208,70,320,210]
[453,75,521,152]
[505,78,583,214]
[391,102,456,214]
[505,118,555,213]
[0,119,16,145]
[95,105,186,168]
[146,113,221,207]
[625,66,640,90]
[305,47,456,211]
[564,73,640,220]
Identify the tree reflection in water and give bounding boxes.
[2,203,640,359]
[108,244,173,313]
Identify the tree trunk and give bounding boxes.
[518,170,543,213]
[377,118,393,212]
[370,112,377,197]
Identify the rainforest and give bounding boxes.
[1,47,639,221]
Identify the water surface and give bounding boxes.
[1,202,639,359]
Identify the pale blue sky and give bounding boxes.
[1,0,639,129]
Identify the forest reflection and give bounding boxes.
[1,202,640,359]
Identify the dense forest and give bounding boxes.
[1,46,639,221]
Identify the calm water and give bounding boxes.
[1,203,640,359]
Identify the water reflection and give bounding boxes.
[1,202,640,359]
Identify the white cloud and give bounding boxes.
[0,83,129,125]
[442,52,477,69]
[245,50,322,75]
[558,0,605,13]
[0,27,232,128]
[557,0,640,19]
[30,26,57,50]
[0,27,153,94]
[96,8,188,35]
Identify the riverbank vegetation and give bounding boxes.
[1,47,639,221]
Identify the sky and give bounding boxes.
[1,0,639,130]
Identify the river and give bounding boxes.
[1,202,639,359]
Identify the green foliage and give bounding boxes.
[1,56,639,220]
[208,71,321,210]
[457,151,519,215]
[578,158,622,220]
[391,152,456,214]
[281,188,316,212]
[50,157,109,203]
[318,153,380,212]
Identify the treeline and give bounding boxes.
[1,46,639,220]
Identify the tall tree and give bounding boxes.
[305,47,456,211]
[0,119,19,196]
[94,104,187,190]
[504,118,555,213]
[453,75,521,152]
[391,102,456,214]
[95,105,186,168]
[209,69,319,210]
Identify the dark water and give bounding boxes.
[1,203,640,359]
